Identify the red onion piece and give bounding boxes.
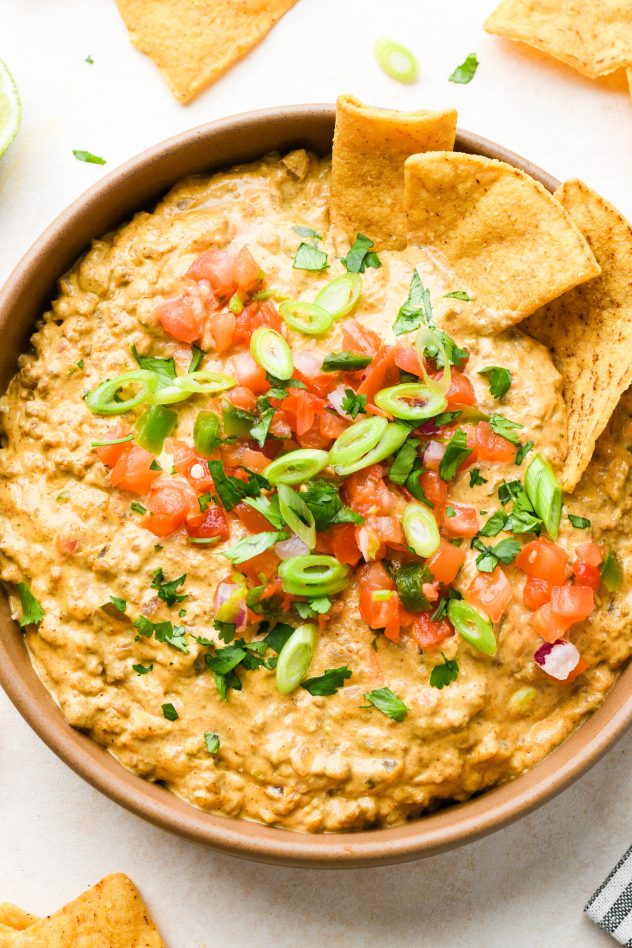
[327,385,353,419]
[533,638,580,680]
[275,533,309,560]
[214,581,247,632]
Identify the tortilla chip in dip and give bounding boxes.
[115,0,298,103]
[330,94,457,249]
[404,151,600,333]
[0,875,164,947]
[524,179,632,492]
[484,0,632,79]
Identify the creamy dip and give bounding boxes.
[0,151,630,832]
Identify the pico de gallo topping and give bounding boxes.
[84,238,614,704]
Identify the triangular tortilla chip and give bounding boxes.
[0,906,39,931]
[330,94,457,250]
[524,179,632,492]
[405,151,600,333]
[484,0,632,79]
[4,874,164,947]
[115,0,298,104]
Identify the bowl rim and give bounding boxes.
[1,103,630,868]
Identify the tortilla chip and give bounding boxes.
[405,151,600,333]
[524,179,632,491]
[330,94,457,250]
[3,874,164,947]
[628,66,632,95]
[115,0,298,104]
[0,907,39,932]
[484,0,632,79]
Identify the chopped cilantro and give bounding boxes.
[473,537,521,572]
[479,510,507,537]
[132,663,153,675]
[204,732,220,754]
[301,666,352,696]
[149,459,162,471]
[250,406,275,448]
[208,460,267,511]
[301,480,362,531]
[362,687,408,721]
[341,388,367,418]
[110,596,127,613]
[292,224,322,239]
[478,366,511,400]
[569,514,591,529]
[213,619,237,643]
[429,654,459,689]
[405,468,434,508]
[515,441,534,465]
[388,438,420,485]
[134,616,189,653]
[85,54,94,64]
[294,596,332,619]
[244,494,284,529]
[188,345,204,374]
[130,345,177,384]
[263,622,295,654]
[469,468,488,487]
[448,52,479,84]
[151,569,187,607]
[444,290,472,301]
[198,492,212,513]
[505,508,542,534]
[439,429,472,481]
[393,270,432,335]
[433,410,463,428]
[446,506,456,518]
[342,233,381,273]
[17,582,45,627]
[162,703,178,721]
[130,501,147,515]
[489,413,523,446]
[293,242,328,271]
[221,531,286,564]
[73,149,106,165]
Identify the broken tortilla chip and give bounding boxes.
[524,179,632,492]
[330,94,457,250]
[0,906,39,932]
[404,151,600,333]
[115,0,298,104]
[484,0,632,79]
[0,874,164,947]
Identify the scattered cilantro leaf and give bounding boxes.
[151,569,187,607]
[430,654,459,689]
[569,514,591,529]
[292,224,322,239]
[505,508,542,534]
[188,345,204,374]
[469,468,488,487]
[439,429,472,481]
[301,666,352,696]
[489,414,524,446]
[473,537,521,572]
[204,732,220,754]
[478,366,511,400]
[131,345,177,385]
[448,52,479,84]
[515,441,534,465]
[342,233,381,273]
[208,460,267,511]
[433,410,463,428]
[162,703,178,721]
[479,510,507,537]
[263,622,295,654]
[293,242,328,271]
[213,619,236,643]
[132,663,153,675]
[341,388,367,418]
[221,531,286,564]
[294,596,332,620]
[250,406,275,448]
[85,54,94,64]
[444,290,472,301]
[393,270,432,335]
[110,596,127,613]
[244,494,284,529]
[362,687,408,721]
[73,149,106,165]
[17,583,45,626]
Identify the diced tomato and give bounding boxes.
[233,301,283,345]
[282,391,326,437]
[341,319,381,356]
[226,385,258,413]
[219,441,269,474]
[186,248,236,298]
[467,421,515,463]
[314,529,334,554]
[240,549,280,585]
[320,411,350,439]
[411,612,454,649]
[359,573,400,641]
[168,438,215,492]
[523,577,552,610]
[516,538,568,586]
[344,464,397,517]
[550,584,594,624]
[234,500,271,534]
[229,350,269,394]
[562,656,589,684]
[443,503,479,538]
[210,311,236,355]
[110,445,161,495]
[466,567,513,623]
[394,347,423,376]
[268,409,294,440]
[96,437,131,468]
[296,421,332,450]
[576,542,603,568]
[531,603,572,643]
[292,351,338,398]
[418,470,448,510]
[331,524,362,566]
[156,296,205,344]
[357,346,398,401]
[427,539,466,584]
[143,478,198,537]
[186,505,230,540]
[443,370,475,408]
[573,560,601,592]
[233,246,262,294]
[357,516,405,561]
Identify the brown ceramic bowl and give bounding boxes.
[1,104,630,868]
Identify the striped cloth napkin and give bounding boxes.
[586,846,632,944]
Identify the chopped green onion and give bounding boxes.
[322,351,372,372]
[524,454,562,540]
[193,411,221,456]
[228,292,244,315]
[264,448,330,485]
[333,422,409,477]
[415,327,451,395]
[447,599,497,656]
[402,503,440,557]
[278,300,334,336]
[135,405,177,454]
[314,273,362,319]
[374,382,447,421]
[85,370,158,415]
[91,434,134,448]
[150,371,235,405]
[600,550,622,593]
[275,623,317,694]
[250,327,293,380]
[329,416,387,467]
[278,555,351,597]
[278,483,316,549]
[509,686,537,715]
[374,37,418,84]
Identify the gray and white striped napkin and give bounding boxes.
[586,846,632,945]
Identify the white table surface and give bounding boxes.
[2,1,632,944]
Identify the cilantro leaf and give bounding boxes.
[244,494,284,529]
[151,569,187,607]
[294,596,332,619]
[388,438,420,485]
[479,510,507,537]
[448,52,479,84]
[250,406,275,448]
[205,645,247,675]
[132,663,153,675]
[515,441,534,465]
[444,290,472,301]
[478,366,511,400]
[433,410,463,428]
[110,596,127,613]
[301,666,352,696]
[504,508,542,535]
[362,687,408,721]
[204,732,220,754]
[469,468,487,487]
[432,588,462,621]
[292,224,322,239]
[439,429,472,481]
[342,233,381,273]
[393,270,432,335]
[293,242,328,271]
[341,388,367,418]
[429,654,459,689]
[134,616,189,653]
[221,531,286,564]
[73,149,106,164]
[489,414,524,446]
[213,619,236,643]
[569,514,591,529]
[131,345,177,385]
[473,537,521,572]
[162,703,178,721]
[301,480,359,531]
[263,622,295,654]
[17,582,45,627]
[208,460,267,511]
[188,345,205,374]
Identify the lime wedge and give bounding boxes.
[0,60,21,158]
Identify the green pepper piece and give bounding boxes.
[135,405,177,454]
